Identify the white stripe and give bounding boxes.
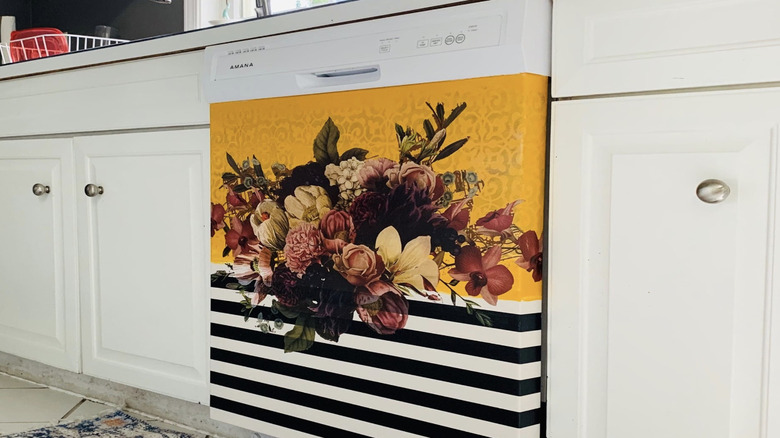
[212,360,528,438]
[210,336,542,411]
[212,385,427,438]
[209,282,543,315]
[211,311,541,381]
[211,287,541,348]
[211,408,319,438]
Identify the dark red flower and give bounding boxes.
[448,245,514,306]
[475,200,522,235]
[226,187,247,207]
[355,281,409,335]
[441,199,470,231]
[516,230,542,282]
[270,265,307,308]
[224,217,258,255]
[211,203,226,237]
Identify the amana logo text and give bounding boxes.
[230,63,254,70]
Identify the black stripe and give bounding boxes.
[211,395,369,438]
[211,347,532,428]
[209,286,542,332]
[211,323,537,397]
[212,372,489,438]
[408,299,543,332]
[211,298,541,364]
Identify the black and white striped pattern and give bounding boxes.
[210,286,543,438]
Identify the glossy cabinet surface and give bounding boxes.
[75,129,210,403]
[0,139,80,372]
[553,0,780,97]
[548,88,780,437]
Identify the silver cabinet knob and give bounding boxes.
[32,183,50,196]
[84,184,104,197]
[696,179,730,204]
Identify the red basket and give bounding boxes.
[9,28,69,62]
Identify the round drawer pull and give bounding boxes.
[32,183,50,196]
[696,179,730,204]
[84,184,104,197]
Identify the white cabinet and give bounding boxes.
[75,129,210,403]
[552,0,780,97]
[548,88,780,437]
[0,139,80,372]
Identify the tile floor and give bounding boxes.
[0,372,205,436]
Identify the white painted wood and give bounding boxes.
[0,52,208,137]
[553,0,780,97]
[0,139,80,372]
[548,88,780,437]
[75,129,209,403]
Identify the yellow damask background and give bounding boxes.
[210,73,548,301]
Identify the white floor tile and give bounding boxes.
[63,400,112,421]
[0,374,44,389]
[0,422,52,434]
[0,388,82,422]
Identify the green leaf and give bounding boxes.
[423,119,435,141]
[433,137,470,162]
[340,148,369,161]
[252,155,265,179]
[226,153,242,175]
[426,102,442,128]
[284,315,316,353]
[450,290,457,305]
[436,103,445,124]
[222,172,239,183]
[395,124,406,142]
[442,102,467,129]
[273,300,300,319]
[313,118,341,165]
[222,246,231,257]
[475,310,494,328]
[449,279,459,286]
[232,184,250,193]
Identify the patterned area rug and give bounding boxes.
[1,411,194,438]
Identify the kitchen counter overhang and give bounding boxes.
[0,0,475,82]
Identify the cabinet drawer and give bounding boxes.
[553,0,780,96]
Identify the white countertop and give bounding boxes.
[0,0,469,81]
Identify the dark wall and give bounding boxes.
[30,0,183,40]
[0,0,32,30]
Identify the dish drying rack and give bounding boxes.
[0,34,128,64]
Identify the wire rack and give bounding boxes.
[0,34,128,64]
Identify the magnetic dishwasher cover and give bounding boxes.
[203,1,549,436]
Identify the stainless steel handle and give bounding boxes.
[696,179,730,204]
[84,184,104,197]
[32,183,50,196]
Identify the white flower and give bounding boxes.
[284,185,332,227]
[250,200,289,251]
[375,226,439,291]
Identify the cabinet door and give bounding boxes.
[0,139,79,371]
[553,1,780,97]
[548,89,780,437]
[75,129,209,403]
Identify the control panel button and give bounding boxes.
[380,44,391,53]
[417,39,429,48]
[455,34,466,44]
[444,35,455,45]
[430,37,443,47]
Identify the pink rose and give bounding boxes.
[387,162,442,199]
[356,283,409,335]
[284,222,325,276]
[358,158,397,190]
[332,244,385,287]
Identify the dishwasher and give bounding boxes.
[203,0,550,436]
